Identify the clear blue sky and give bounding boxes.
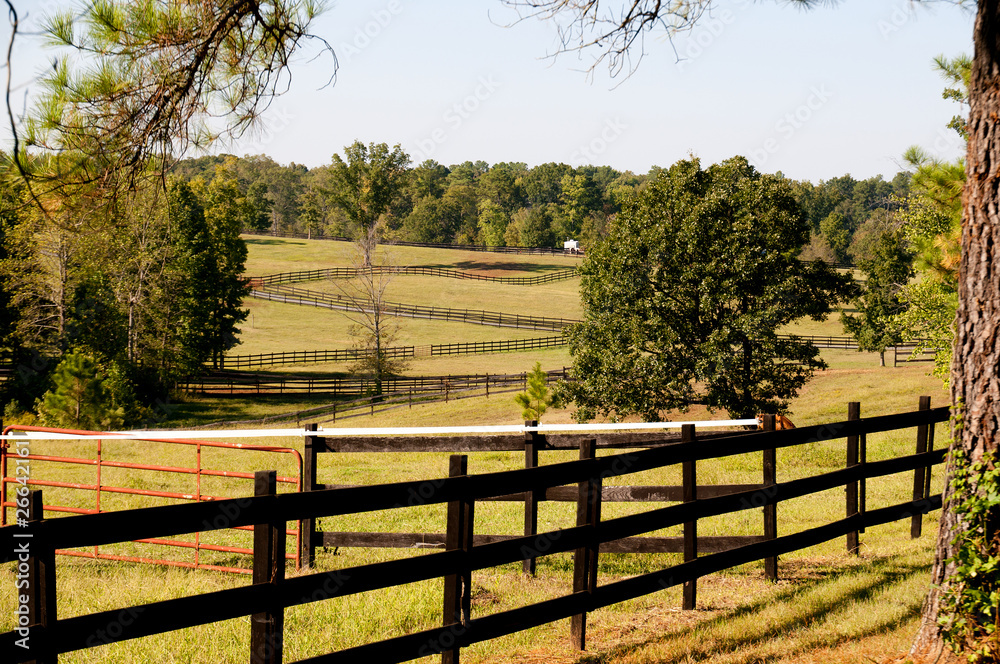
[3,1,977,182]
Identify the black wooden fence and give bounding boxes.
[0,399,947,663]
[249,284,574,331]
[179,369,569,398]
[243,231,584,256]
[249,266,578,287]
[218,336,567,370]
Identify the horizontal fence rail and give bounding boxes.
[1,400,948,663]
[249,284,574,331]
[219,336,567,370]
[249,266,578,287]
[179,369,570,398]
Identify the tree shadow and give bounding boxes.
[585,554,932,663]
[447,260,575,273]
[244,238,306,246]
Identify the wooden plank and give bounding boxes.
[761,415,778,582]
[318,531,764,554]
[442,455,473,664]
[681,425,697,611]
[523,424,540,576]
[251,471,284,664]
[571,438,598,650]
[301,425,319,569]
[911,395,931,538]
[27,490,57,664]
[845,402,861,555]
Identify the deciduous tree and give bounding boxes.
[562,156,856,421]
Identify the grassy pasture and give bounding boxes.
[0,237,953,662]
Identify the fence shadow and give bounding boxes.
[578,553,931,664]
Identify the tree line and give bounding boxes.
[170,147,913,255]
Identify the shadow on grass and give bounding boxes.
[449,260,577,273]
[244,238,308,246]
[586,554,931,663]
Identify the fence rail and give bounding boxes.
[249,265,578,287]
[180,368,569,398]
[0,400,948,663]
[250,284,574,331]
[219,336,567,370]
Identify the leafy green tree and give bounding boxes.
[819,211,852,263]
[478,163,527,216]
[557,172,601,240]
[36,349,123,430]
[477,200,509,247]
[562,156,856,421]
[515,362,560,421]
[505,205,554,247]
[327,141,411,243]
[842,216,914,367]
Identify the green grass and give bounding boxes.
[0,237,954,663]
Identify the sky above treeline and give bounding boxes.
[2,1,977,183]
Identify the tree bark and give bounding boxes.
[912,1,1000,658]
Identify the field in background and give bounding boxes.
[0,236,951,663]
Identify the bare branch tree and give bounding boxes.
[499,0,831,79]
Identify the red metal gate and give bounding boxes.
[1,424,302,574]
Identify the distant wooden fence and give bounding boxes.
[249,265,578,287]
[0,399,947,663]
[249,284,574,331]
[242,231,858,268]
[243,230,584,256]
[219,336,567,370]
[180,369,570,398]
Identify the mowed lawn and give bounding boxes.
[0,237,954,663]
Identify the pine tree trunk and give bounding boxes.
[911,1,1000,658]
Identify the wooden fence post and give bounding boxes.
[26,490,57,664]
[251,470,285,664]
[523,421,540,576]
[442,455,474,664]
[761,415,778,582]
[846,402,861,555]
[681,424,698,610]
[911,396,932,538]
[300,425,319,569]
[571,438,601,651]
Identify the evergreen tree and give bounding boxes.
[515,363,560,421]
[37,349,123,430]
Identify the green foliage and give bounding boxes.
[514,362,560,421]
[36,349,123,430]
[562,155,858,421]
[841,215,914,365]
[169,179,249,372]
[327,141,411,235]
[940,447,1000,662]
